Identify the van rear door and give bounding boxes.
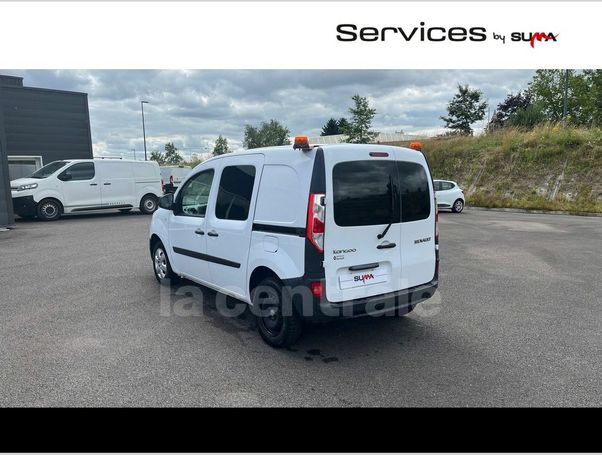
[323,148,403,303]
[392,151,436,289]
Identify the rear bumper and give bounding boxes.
[320,278,438,320]
[283,274,438,321]
[12,196,37,217]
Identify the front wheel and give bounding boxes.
[152,242,179,285]
[37,199,62,221]
[252,277,303,348]
[140,195,158,214]
[452,199,464,213]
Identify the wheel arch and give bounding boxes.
[249,266,281,297]
[149,233,164,259]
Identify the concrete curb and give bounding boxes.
[465,206,602,218]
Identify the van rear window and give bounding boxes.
[332,160,431,226]
[397,161,431,222]
[333,161,399,227]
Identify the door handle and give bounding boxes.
[377,243,396,249]
[103,182,111,186]
[90,183,98,186]
[349,263,379,271]
[194,228,205,235]
[207,230,219,237]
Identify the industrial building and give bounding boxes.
[0,74,93,226]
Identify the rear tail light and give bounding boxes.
[170,175,174,185]
[306,193,325,252]
[310,281,324,298]
[161,178,165,192]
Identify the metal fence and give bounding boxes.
[308,132,427,145]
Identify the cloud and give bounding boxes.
[1,69,535,159]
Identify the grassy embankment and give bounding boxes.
[391,124,602,214]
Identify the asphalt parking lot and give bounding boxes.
[1,209,600,407]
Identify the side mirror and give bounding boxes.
[159,193,174,210]
[59,172,72,181]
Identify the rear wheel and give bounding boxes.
[452,199,464,213]
[140,194,158,214]
[152,242,179,285]
[37,199,62,221]
[252,277,303,348]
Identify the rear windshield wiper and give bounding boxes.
[377,175,395,240]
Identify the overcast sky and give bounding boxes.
[2,70,535,160]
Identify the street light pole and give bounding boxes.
[562,69,569,123]
[141,100,149,161]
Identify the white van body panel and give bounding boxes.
[11,177,65,205]
[247,233,306,300]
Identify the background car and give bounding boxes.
[434,179,464,213]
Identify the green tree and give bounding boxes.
[341,94,378,143]
[149,150,165,164]
[488,90,534,130]
[213,135,230,156]
[243,120,291,149]
[507,103,546,129]
[581,70,602,126]
[338,117,350,132]
[321,118,340,136]
[527,69,594,124]
[163,142,183,165]
[441,84,488,135]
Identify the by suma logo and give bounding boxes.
[354,273,375,283]
[511,32,559,47]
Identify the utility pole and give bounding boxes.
[562,69,569,123]
[141,100,149,161]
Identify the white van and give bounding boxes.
[149,137,439,347]
[11,159,162,221]
[160,165,192,194]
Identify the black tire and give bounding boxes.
[119,208,132,213]
[451,198,464,213]
[36,198,62,221]
[151,241,180,285]
[140,194,158,215]
[252,276,303,348]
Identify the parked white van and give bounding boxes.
[160,165,191,194]
[149,137,439,347]
[11,159,162,221]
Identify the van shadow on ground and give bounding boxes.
[166,278,433,363]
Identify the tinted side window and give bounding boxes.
[397,161,431,222]
[61,163,95,181]
[442,181,454,190]
[433,181,442,191]
[333,161,399,227]
[215,165,256,221]
[178,169,214,217]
